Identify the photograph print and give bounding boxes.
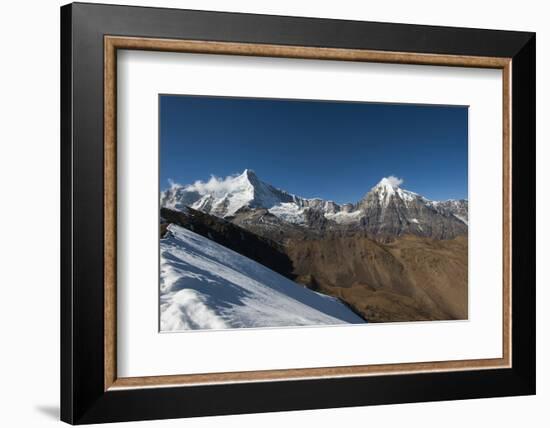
[159,95,468,332]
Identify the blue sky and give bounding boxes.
[160,95,468,203]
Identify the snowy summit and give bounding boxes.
[367,176,422,205]
[162,169,297,218]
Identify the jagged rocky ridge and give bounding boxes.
[161,170,468,241]
[161,206,296,281]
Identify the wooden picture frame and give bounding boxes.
[61,2,535,424]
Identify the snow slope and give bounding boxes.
[160,224,365,331]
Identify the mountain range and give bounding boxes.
[161,169,468,241]
[160,169,468,328]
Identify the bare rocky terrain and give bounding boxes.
[287,234,467,322]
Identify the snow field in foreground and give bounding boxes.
[160,224,365,331]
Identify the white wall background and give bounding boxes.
[0,0,545,426]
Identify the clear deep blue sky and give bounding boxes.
[160,95,468,203]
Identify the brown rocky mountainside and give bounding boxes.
[161,206,467,323]
[286,235,467,322]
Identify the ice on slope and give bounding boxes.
[324,210,363,224]
[160,224,365,331]
[267,202,307,224]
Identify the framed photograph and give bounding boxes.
[61,2,535,424]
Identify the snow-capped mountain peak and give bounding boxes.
[374,176,403,191]
[161,169,296,218]
[241,168,259,183]
[364,176,421,205]
[371,177,401,201]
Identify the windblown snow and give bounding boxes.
[370,177,421,204]
[161,169,297,218]
[160,224,365,331]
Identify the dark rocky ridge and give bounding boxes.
[228,207,316,243]
[161,207,296,281]
[355,187,468,240]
